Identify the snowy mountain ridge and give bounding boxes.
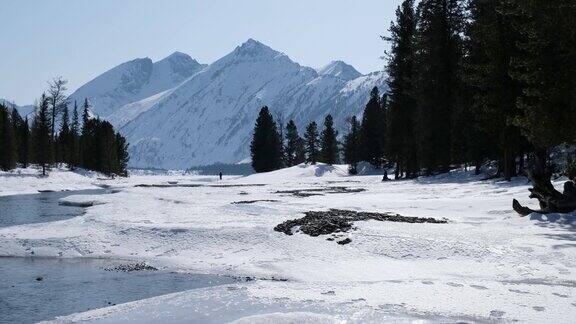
[67,52,206,119]
[67,39,387,169]
[317,60,362,81]
[0,99,36,118]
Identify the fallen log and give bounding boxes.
[513,169,576,216]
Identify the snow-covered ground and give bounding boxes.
[1,164,575,323]
[0,166,107,197]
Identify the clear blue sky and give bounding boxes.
[1,0,403,104]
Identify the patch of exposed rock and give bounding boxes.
[232,199,279,205]
[275,186,366,198]
[104,262,158,272]
[274,209,447,242]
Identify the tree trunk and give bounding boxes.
[518,152,525,176]
[51,103,56,140]
[513,150,576,216]
[474,159,482,176]
[504,149,511,181]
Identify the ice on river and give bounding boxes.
[1,164,575,323]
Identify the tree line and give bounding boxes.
[251,0,575,181]
[0,78,129,176]
[250,106,340,173]
[250,97,385,174]
[383,0,575,180]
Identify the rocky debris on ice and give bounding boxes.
[104,262,158,272]
[232,199,279,205]
[134,183,265,189]
[275,186,366,197]
[274,209,448,241]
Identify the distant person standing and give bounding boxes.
[219,171,223,180]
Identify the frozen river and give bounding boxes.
[0,189,105,228]
[0,190,237,324]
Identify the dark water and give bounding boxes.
[0,189,105,228]
[0,191,238,323]
[0,257,237,324]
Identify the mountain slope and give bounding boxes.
[67,53,206,120]
[0,99,36,118]
[122,39,318,168]
[120,39,387,169]
[317,60,362,81]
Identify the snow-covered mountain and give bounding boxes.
[0,99,36,119]
[68,39,387,169]
[317,60,362,81]
[67,52,206,121]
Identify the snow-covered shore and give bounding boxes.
[1,165,575,323]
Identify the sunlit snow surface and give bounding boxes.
[1,164,575,323]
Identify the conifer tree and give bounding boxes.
[18,116,30,168]
[304,121,319,165]
[58,103,72,167]
[82,98,90,127]
[384,0,418,178]
[115,132,130,177]
[250,106,283,173]
[0,103,17,171]
[80,98,91,166]
[414,0,465,174]
[343,116,361,174]
[97,121,118,176]
[464,0,526,180]
[48,77,68,140]
[320,114,339,165]
[295,137,306,165]
[70,101,80,169]
[10,106,23,164]
[508,0,576,171]
[284,120,303,167]
[360,87,384,168]
[31,94,53,175]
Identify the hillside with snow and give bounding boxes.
[67,52,206,121]
[0,99,36,119]
[64,39,387,169]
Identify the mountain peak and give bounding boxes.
[234,38,281,58]
[157,51,200,65]
[318,60,361,81]
[165,51,191,60]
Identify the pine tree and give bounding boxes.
[82,98,90,128]
[508,0,576,171]
[58,103,72,167]
[384,0,419,178]
[0,103,17,171]
[320,114,339,165]
[414,0,465,174]
[304,121,319,164]
[343,116,361,174]
[31,94,53,175]
[284,120,303,167]
[10,106,23,164]
[463,0,526,180]
[70,101,80,169]
[295,137,306,165]
[97,121,118,176]
[18,116,30,167]
[250,106,283,173]
[360,87,384,168]
[80,98,91,166]
[48,77,68,140]
[115,132,130,177]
